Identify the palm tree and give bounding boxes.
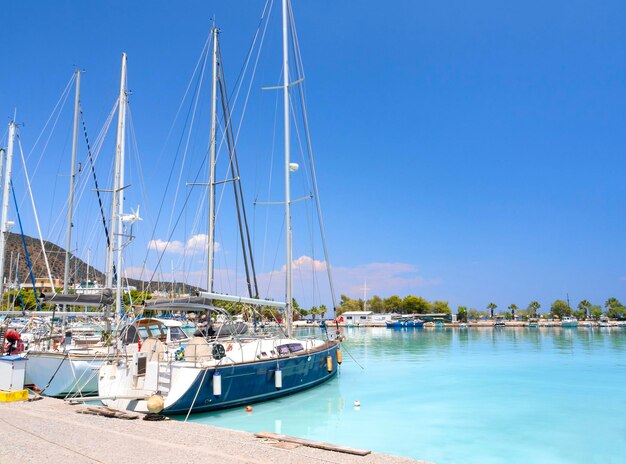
[527,301,541,318]
[487,302,497,319]
[578,300,591,320]
[508,304,518,320]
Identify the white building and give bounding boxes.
[340,311,393,324]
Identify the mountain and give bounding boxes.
[3,232,202,294]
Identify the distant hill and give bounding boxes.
[3,232,202,294]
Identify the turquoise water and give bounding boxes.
[185,327,626,464]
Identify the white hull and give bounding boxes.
[25,351,107,397]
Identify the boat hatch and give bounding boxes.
[277,343,304,355]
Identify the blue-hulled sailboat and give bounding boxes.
[98,2,341,415]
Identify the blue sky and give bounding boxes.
[1,0,626,313]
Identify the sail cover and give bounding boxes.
[41,289,114,306]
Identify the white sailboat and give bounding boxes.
[98,2,341,415]
[23,56,138,397]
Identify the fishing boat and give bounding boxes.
[560,316,579,328]
[98,3,341,415]
[598,316,610,328]
[494,315,506,327]
[527,317,539,328]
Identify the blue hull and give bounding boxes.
[386,321,424,328]
[165,343,339,414]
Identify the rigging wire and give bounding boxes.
[24,73,75,161]
[289,5,339,313]
[10,181,42,311]
[16,134,55,289]
[135,33,212,286]
[80,104,117,282]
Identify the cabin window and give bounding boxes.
[169,327,186,341]
[277,343,304,354]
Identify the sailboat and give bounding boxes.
[22,56,137,398]
[97,3,341,415]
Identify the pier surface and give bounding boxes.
[0,398,427,464]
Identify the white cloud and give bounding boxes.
[256,259,440,307]
[332,262,440,296]
[126,255,439,308]
[147,234,220,255]
[280,255,328,272]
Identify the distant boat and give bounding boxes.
[527,318,539,328]
[560,316,579,328]
[385,317,424,328]
[494,316,506,328]
[598,316,610,328]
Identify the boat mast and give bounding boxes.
[207,26,218,293]
[282,0,293,338]
[363,280,367,312]
[0,122,16,299]
[64,69,81,295]
[106,53,128,323]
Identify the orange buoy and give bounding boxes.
[336,348,343,365]
[245,405,253,412]
[326,355,333,373]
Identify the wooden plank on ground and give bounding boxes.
[255,432,371,456]
[76,406,140,420]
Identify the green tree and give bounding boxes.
[487,302,497,319]
[604,297,621,311]
[319,304,328,319]
[527,301,541,318]
[550,300,572,319]
[578,300,592,320]
[508,304,518,320]
[432,300,451,314]
[337,295,360,314]
[590,305,603,320]
[402,295,430,314]
[468,308,480,320]
[310,304,327,321]
[368,295,385,313]
[457,306,468,323]
[384,295,403,313]
[605,298,626,320]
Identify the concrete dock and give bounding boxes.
[0,398,427,464]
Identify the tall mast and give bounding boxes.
[106,53,128,319]
[0,122,16,299]
[363,280,367,312]
[64,70,81,294]
[282,0,293,338]
[207,27,218,293]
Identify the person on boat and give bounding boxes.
[193,314,215,337]
[4,330,24,355]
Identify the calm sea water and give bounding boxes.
[184,326,626,464]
